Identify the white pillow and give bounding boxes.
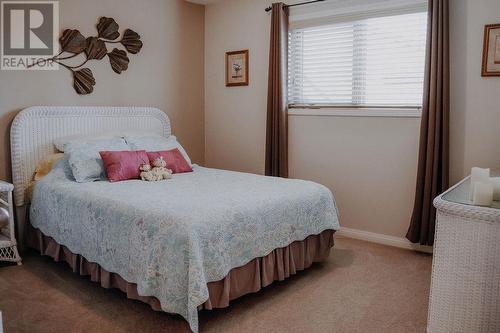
[54,134,124,152]
[66,138,129,183]
[124,135,192,166]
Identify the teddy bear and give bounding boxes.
[151,156,172,180]
[140,156,172,181]
[139,164,157,181]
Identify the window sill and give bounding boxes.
[287,107,422,118]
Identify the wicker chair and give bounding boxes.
[0,181,22,265]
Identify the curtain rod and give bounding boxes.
[265,0,326,12]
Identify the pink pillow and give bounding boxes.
[147,149,193,174]
[99,150,149,182]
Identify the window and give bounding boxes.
[288,10,428,109]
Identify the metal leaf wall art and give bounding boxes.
[30,17,143,95]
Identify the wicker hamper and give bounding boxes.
[429,176,500,333]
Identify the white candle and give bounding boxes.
[490,177,500,201]
[471,167,490,183]
[470,168,490,200]
[472,181,493,207]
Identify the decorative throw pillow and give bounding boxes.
[147,149,193,174]
[33,153,65,181]
[100,150,149,182]
[66,138,129,183]
[124,135,192,166]
[26,153,65,202]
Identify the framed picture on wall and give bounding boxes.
[482,23,500,76]
[225,50,249,86]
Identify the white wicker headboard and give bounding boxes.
[10,106,171,207]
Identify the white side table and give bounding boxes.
[0,181,21,265]
[430,175,500,332]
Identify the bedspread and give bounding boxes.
[30,159,340,332]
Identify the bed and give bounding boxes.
[11,106,340,332]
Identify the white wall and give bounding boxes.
[205,0,273,174]
[449,0,500,184]
[289,116,420,236]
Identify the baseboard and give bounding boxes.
[336,227,433,254]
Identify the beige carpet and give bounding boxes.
[0,237,432,333]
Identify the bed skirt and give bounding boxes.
[27,224,335,311]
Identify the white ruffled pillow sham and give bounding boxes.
[124,135,192,166]
[66,138,129,183]
[54,134,125,152]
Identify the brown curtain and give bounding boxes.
[406,0,450,246]
[265,3,289,177]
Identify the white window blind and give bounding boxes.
[288,10,428,108]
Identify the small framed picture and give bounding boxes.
[225,50,249,86]
[482,23,500,76]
